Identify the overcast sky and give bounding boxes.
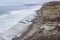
[0,0,60,6]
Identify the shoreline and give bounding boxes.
[12,11,38,40]
[12,14,38,40]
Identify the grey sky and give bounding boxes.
[0,0,60,6]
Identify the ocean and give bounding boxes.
[0,5,41,40]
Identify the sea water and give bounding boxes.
[0,5,41,40]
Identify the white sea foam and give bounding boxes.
[0,6,41,40]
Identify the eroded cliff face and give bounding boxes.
[24,1,60,40]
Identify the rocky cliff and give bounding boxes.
[24,1,60,40]
[12,1,60,40]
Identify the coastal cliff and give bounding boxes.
[12,1,60,40]
[24,1,60,40]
